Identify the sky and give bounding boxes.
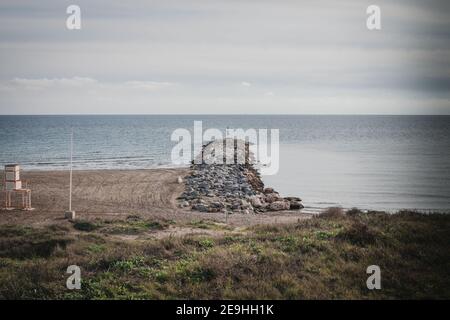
[0,0,449,115]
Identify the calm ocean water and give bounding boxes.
[0,115,449,212]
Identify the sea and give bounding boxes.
[0,115,449,212]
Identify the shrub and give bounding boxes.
[73,221,99,232]
[111,256,146,272]
[346,207,362,216]
[336,221,378,246]
[198,238,215,249]
[0,238,71,259]
[146,221,166,230]
[319,207,344,218]
[0,225,72,259]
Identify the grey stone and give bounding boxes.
[289,201,304,210]
[211,201,224,209]
[268,201,290,211]
[264,192,282,203]
[284,196,302,202]
[264,187,274,194]
[192,204,208,212]
[249,196,263,208]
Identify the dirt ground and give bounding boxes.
[0,169,311,230]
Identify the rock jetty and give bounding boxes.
[178,139,304,214]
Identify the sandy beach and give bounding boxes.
[0,169,311,229]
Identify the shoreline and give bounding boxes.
[1,168,447,216]
[15,164,190,172]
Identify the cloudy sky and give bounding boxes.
[0,0,449,114]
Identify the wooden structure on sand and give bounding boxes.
[1,164,33,210]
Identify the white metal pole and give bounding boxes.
[69,129,73,212]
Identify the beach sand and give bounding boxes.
[0,169,311,228]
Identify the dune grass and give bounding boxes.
[0,209,449,299]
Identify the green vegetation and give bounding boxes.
[73,221,99,232]
[73,216,172,235]
[0,209,449,299]
[187,219,233,231]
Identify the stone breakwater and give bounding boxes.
[177,139,304,214]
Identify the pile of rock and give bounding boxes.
[177,139,304,214]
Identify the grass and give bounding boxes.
[72,217,172,235]
[0,209,449,299]
[186,219,233,231]
[73,221,99,232]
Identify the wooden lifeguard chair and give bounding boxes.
[1,164,33,211]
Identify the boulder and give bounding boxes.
[264,192,282,203]
[240,199,251,209]
[181,201,190,207]
[268,201,290,211]
[249,195,263,208]
[231,201,241,211]
[210,201,224,209]
[289,201,304,210]
[284,196,302,202]
[263,187,274,194]
[192,203,208,212]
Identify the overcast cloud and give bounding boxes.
[0,0,449,114]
